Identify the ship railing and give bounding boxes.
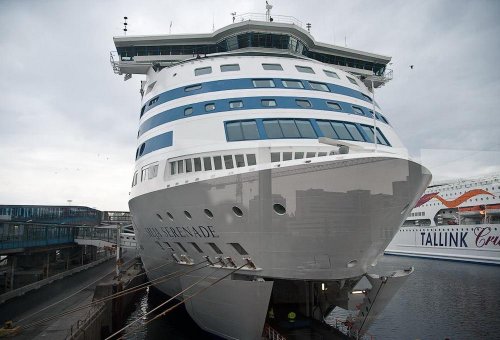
[332,318,376,340]
[110,51,121,74]
[234,13,303,28]
[263,324,287,340]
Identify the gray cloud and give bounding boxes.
[0,0,499,210]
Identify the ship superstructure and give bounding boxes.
[386,174,500,264]
[111,12,431,339]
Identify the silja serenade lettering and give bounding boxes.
[144,226,219,239]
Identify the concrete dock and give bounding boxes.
[0,252,141,339]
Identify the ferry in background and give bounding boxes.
[386,174,500,264]
[111,6,431,339]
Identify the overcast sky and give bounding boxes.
[0,0,499,211]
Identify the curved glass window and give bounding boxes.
[253,79,275,88]
[347,76,358,85]
[352,106,365,116]
[296,99,311,108]
[221,64,240,72]
[229,100,243,109]
[324,70,340,79]
[296,65,315,74]
[184,107,193,116]
[309,81,330,92]
[326,101,342,110]
[261,99,277,107]
[282,79,304,89]
[195,67,212,76]
[262,63,283,71]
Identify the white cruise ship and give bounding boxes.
[386,174,500,264]
[111,10,431,339]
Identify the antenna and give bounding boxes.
[169,21,172,34]
[265,1,273,22]
[231,12,236,23]
[306,23,311,33]
[123,16,128,35]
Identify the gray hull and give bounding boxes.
[130,155,431,339]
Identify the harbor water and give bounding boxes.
[123,256,500,340]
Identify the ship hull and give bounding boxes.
[385,224,500,265]
[130,155,431,339]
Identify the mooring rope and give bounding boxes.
[20,260,212,330]
[113,263,247,339]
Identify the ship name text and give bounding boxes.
[419,227,500,248]
[145,226,219,239]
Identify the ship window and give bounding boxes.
[166,212,174,221]
[204,209,213,219]
[261,99,277,107]
[331,122,353,140]
[232,206,243,217]
[282,79,304,89]
[380,115,389,124]
[140,105,146,117]
[170,162,176,175]
[177,160,184,173]
[246,154,256,166]
[175,242,188,253]
[252,79,275,87]
[224,155,234,169]
[262,63,283,70]
[263,120,283,138]
[326,101,342,110]
[220,64,240,72]
[318,152,327,157]
[193,158,202,172]
[361,93,372,102]
[213,156,223,170]
[149,164,159,179]
[309,81,330,92]
[241,121,260,140]
[205,103,216,112]
[190,242,204,253]
[271,152,281,162]
[235,154,245,167]
[149,96,159,106]
[295,99,312,108]
[360,125,390,146]
[229,243,248,255]
[273,203,286,215]
[323,70,340,79]
[306,152,316,158]
[203,157,212,170]
[346,76,358,85]
[344,123,365,141]
[296,120,317,138]
[208,242,223,254]
[184,107,193,116]
[296,65,315,74]
[352,106,364,116]
[145,81,156,95]
[184,84,202,92]
[317,121,339,139]
[283,152,293,161]
[229,100,243,109]
[185,159,193,173]
[280,120,301,138]
[295,152,304,159]
[194,66,212,76]
[226,122,244,141]
[184,210,192,219]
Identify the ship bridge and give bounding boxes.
[111,13,393,88]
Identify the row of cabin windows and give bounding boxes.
[170,154,257,175]
[180,96,385,123]
[411,212,425,217]
[271,151,330,162]
[140,76,374,119]
[194,63,345,82]
[225,119,391,146]
[162,240,248,256]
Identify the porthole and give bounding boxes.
[273,203,286,215]
[232,206,243,217]
[166,212,174,221]
[184,210,192,219]
[156,213,163,221]
[204,209,214,219]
